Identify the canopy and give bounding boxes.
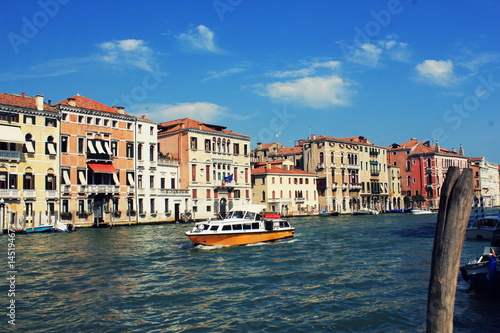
[87,163,117,174]
[0,125,24,143]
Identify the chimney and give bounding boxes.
[459,144,464,156]
[311,134,316,140]
[257,142,262,150]
[21,92,25,97]
[266,163,271,170]
[435,141,440,153]
[35,94,44,111]
[115,106,125,114]
[67,97,77,107]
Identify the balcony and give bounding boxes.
[24,189,37,199]
[158,158,179,167]
[46,190,59,199]
[348,183,362,191]
[0,189,21,199]
[371,171,380,176]
[316,163,325,171]
[159,189,190,197]
[85,185,120,194]
[268,198,292,203]
[294,197,305,203]
[0,150,20,162]
[347,164,360,170]
[61,185,71,194]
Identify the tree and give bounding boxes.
[411,194,426,208]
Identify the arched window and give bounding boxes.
[319,152,324,164]
[262,191,266,202]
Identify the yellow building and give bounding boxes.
[302,135,390,213]
[251,160,318,216]
[0,93,60,231]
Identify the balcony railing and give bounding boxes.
[85,185,120,194]
[348,183,362,191]
[0,150,20,161]
[0,189,21,199]
[46,190,59,199]
[294,197,305,203]
[24,189,37,198]
[158,158,179,167]
[86,152,113,161]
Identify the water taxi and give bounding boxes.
[466,216,500,240]
[185,204,295,246]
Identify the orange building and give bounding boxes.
[55,95,136,227]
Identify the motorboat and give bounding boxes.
[319,211,339,217]
[24,225,54,233]
[185,204,295,246]
[353,208,379,215]
[466,216,500,240]
[411,208,434,215]
[460,246,500,292]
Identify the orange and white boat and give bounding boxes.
[185,204,295,247]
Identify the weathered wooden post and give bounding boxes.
[426,166,474,333]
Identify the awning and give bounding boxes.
[95,140,105,154]
[87,140,97,154]
[0,125,25,143]
[62,170,71,185]
[78,170,87,185]
[127,173,135,186]
[87,163,117,174]
[113,173,120,186]
[25,140,35,153]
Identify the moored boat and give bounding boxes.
[466,216,500,240]
[460,246,500,292]
[353,208,379,215]
[185,204,295,247]
[411,208,434,215]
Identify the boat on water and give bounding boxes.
[460,246,500,292]
[24,225,54,233]
[185,204,295,247]
[466,216,500,240]
[353,208,379,215]
[411,208,434,215]
[319,211,339,217]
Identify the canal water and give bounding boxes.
[2,211,500,332]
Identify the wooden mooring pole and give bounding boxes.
[426,166,474,333]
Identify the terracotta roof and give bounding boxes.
[314,135,344,141]
[251,164,315,175]
[0,92,56,112]
[391,139,465,157]
[55,95,128,115]
[341,136,373,145]
[158,118,249,138]
[276,146,303,155]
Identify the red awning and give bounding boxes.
[87,163,117,174]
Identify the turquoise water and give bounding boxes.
[1,212,498,332]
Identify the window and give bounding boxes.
[127,123,132,130]
[62,169,71,185]
[78,200,85,213]
[138,198,144,214]
[87,117,92,124]
[205,139,211,151]
[126,142,134,158]
[165,199,169,213]
[150,175,154,188]
[206,189,211,198]
[61,136,69,153]
[112,120,117,127]
[104,119,109,126]
[244,144,248,155]
[150,199,155,214]
[192,165,196,181]
[46,174,56,190]
[24,134,35,153]
[190,137,198,150]
[77,170,87,185]
[111,141,118,156]
[127,172,135,186]
[206,165,210,182]
[137,144,143,160]
[24,115,35,124]
[45,118,56,127]
[192,189,198,198]
[149,145,155,162]
[233,143,240,155]
[95,118,101,125]
[77,137,84,154]
[138,124,142,133]
[150,126,154,135]
[261,191,266,202]
[23,173,34,189]
[46,136,56,155]
[137,175,143,188]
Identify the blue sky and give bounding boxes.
[2,0,500,163]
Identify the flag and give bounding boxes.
[224,174,233,182]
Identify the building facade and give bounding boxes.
[0,93,60,230]
[302,135,389,214]
[388,139,469,209]
[157,118,252,220]
[251,161,318,216]
[55,95,136,227]
[135,115,189,223]
[469,157,500,207]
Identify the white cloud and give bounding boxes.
[340,36,410,67]
[267,59,342,78]
[202,65,248,82]
[132,102,226,123]
[98,39,156,72]
[176,25,222,53]
[415,59,457,87]
[258,75,354,109]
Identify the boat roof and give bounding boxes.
[229,204,266,214]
